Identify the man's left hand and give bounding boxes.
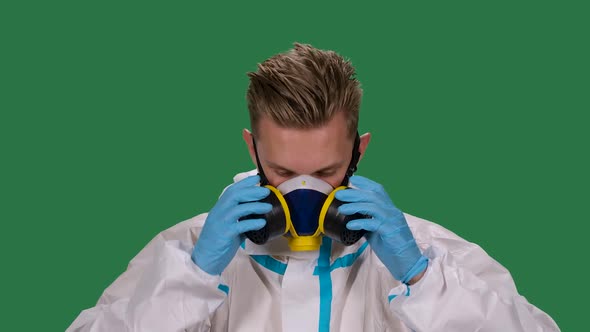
[336,175,428,284]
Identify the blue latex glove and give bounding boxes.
[335,175,428,284]
[192,175,272,275]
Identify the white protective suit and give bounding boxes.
[67,170,560,331]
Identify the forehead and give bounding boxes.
[255,113,353,171]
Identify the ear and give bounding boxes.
[242,129,258,167]
[358,132,371,162]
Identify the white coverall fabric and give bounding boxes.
[67,170,560,332]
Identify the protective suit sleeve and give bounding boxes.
[66,214,228,332]
[386,216,560,331]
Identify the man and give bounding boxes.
[68,43,559,331]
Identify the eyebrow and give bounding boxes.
[265,161,345,174]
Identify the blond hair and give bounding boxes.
[246,43,362,138]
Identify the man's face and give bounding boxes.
[244,112,369,188]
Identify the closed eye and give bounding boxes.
[314,170,336,178]
[276,170,295,177]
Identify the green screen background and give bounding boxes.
[1,1,586,330]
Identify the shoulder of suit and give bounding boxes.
[404,212,480,254]
[153,213,208,244]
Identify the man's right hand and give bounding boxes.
[191,174,272,275]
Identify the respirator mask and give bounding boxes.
[241,133,368,251]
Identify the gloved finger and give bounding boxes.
[227,202,272,221]
[335,189,393,211]
[232,218,266,235]
[225,186,271,205]
[226,174,262,193]
[346,218,383,232]
[335,188,381,204]
[349,175,388,197]
[338,202,389,220]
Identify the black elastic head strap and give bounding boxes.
[340,132,361,187]
[252,131,361,187]
[252,137,270,186]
